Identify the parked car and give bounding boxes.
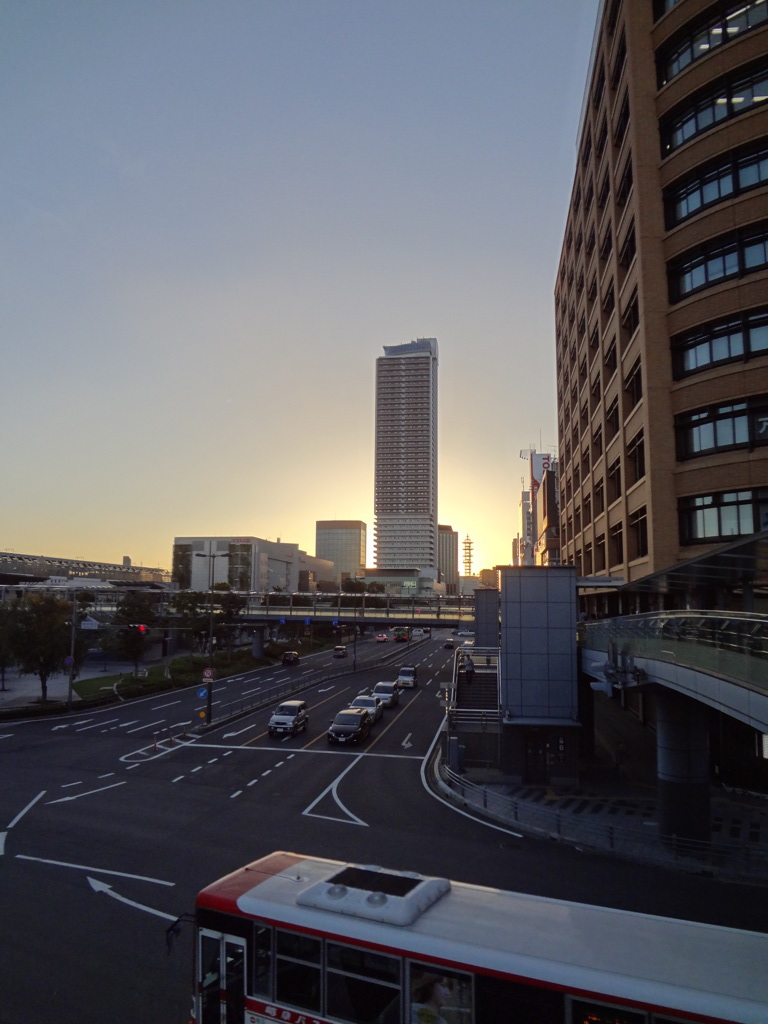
[268,700,309,738]
[375,633,389,643]
[327,708,372,745]
[282,650,300,665]
[347,694,384,722]
[372,681,400,707]
[396,665,418,688]
[333,645,348,658]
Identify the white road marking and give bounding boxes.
[46,781,127,804]
[302,755,367,826]
[18,855,174,885]
[151,699,181,710]
[7,790,46,829]
[88,877,177,921]
[223,723,260,738]
[230,790,242,799]
[76,718,121,731]
[126,719,166,734]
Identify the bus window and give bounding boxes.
[252,923,272,999]
[326,941,401,1024]
[409,962,473,1024]
[275,929,322,1013]
[570,1000,646,1024]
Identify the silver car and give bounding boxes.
[348,694,384,722]
[372,681,400,707]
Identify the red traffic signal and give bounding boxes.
[130,623,149,634]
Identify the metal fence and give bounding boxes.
[436,760,768,882]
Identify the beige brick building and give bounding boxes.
[556,0,768,613]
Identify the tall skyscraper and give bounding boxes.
[374,338,439,570]
[315,520,366,583]
[555,0,768,611]
[438,524,459,594]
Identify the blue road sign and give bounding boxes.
[279,617,286,625]
[198,687,208,699]
[304,617,311,625]
[332,618,339,626]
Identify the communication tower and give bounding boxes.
[462,535,473,577]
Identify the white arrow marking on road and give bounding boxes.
[51,724,70,731]
[45,781,127,804]
[223,723,260,738]
[401,733,413,750]
[318,686,335,693]
[18,855,174,885]
[0,733,13,740]
[76,718,122,731]
[88,877,178,921]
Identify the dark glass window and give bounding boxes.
[605,339,618,377]
[606,399,620,441]
[657,3,768,87]
[616,155,633,206]
[609,521,624,565]
[628,506,648,560]
[595,480,605,516]
[607,458,622,504]
[626,430,645,485]
[668,224,768,302]
[675,397,768,459]
[619,225,636,269]
[624,358,642,410]
[679,489,768,543]
[326,942,401,1024]
[614,92,630,147]
[666,139,768,227]
[661,62,768,156]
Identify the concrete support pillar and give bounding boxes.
[656,691,710,841]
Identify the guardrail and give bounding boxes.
[437,761,768,882]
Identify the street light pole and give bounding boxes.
[194,548,229,725]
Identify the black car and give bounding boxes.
[327,708,372,745]
[282,650,300,665]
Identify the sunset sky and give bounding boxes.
[2,0,599,575]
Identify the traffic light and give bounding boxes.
[130,623,148,634]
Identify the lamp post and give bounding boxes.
[195,549,229,724]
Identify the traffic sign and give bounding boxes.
[198,687,208,699]
[304,617,311,625]
[279,617,286,625]
[202,668,214,680]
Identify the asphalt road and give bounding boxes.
[1,633,766,1024]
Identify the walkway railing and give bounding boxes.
[437,761,768,882]
[580,610,768,694]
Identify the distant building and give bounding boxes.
[374,338,439,570]
[0,550,169,587]
[478,568,499,589]
[172,536,335,593]
[533,464,560,566]
[315,520,366,583]
[361,566,441,597]
[437,524,459,594]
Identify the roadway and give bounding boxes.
[2,631,766,1024]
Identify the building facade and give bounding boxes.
[172,536,335,593]
[437,524,459,594]
[555,0,768,612]
[315,520,366,583]
[374,338,439,570]
[0,550,169,586]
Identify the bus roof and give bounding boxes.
[197,851,768,1022]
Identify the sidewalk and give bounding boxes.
[0,659,137,712]
[440,693,768,882]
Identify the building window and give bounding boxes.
[664,141,768,227]
[592,425,603,459]
[599,229,613,262]
[609,521,624,565]
[616,154,633,206]
[675,397,768,459]
[619,225,636,270]
[661,61,768,156]
[614,92,630,148]
[594,479,605,516]
[596,117,608,160]
[607,458,622,504]
[679,489,768,543]
[606,398,620,441]
[592,62,606,109]
[595,532,607,571]
[590,374,601,413]
[626,430,645,486]
[668,224,768,301]
[624,357,642,410]
[628,507,648,560]
[610,30,627,88]
[672,307,768,378]
[598,172,610,209]
[584,493,592,526]
[604,338,618,377]
[654,0,681,19]
[657,1,768,87]
[586,226,596,255]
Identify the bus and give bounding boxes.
[191,851,768,1024]
[393,626,410,642]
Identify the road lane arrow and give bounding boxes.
[401,733,413,750]
[87,877,178,921]
[223,724,259,738]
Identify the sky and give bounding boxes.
[2,0,600,575]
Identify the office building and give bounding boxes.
[438,524,459,594]
[555,0,768,612]
[0,550,169,587]
[172,536,335,593]
[374,338,439,571]
[315,520,366,583]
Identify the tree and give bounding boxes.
[113,592,158,676]
[341,579,366,594]
[170,591,208,651]
[218,591,247,655]
[0,603,20,692]
[14,595,76,702]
